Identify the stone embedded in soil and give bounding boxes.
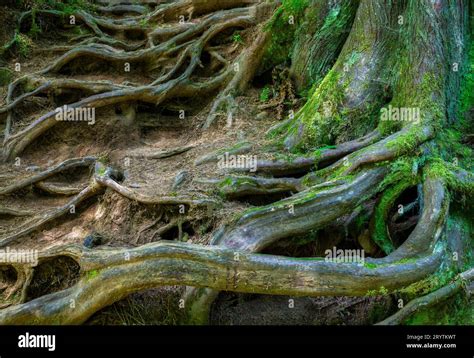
[83,233,104,248]
[172,170,189,190]
[25,165,40,172]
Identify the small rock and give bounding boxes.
[129,183,141,188]
[83,233,104,248]
[25,165,41,172]
[172,170,189,190]
[256,111,268,121]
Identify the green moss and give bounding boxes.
[385,125,428,156]
[212,141,252,157]
[260,86,271,102]
[395,257,418,265]
[366,286,389,297]
[96,166,106,176]
[355,209,370,232]
[232,32,243,44]
[312,144,336,159]
[283,60,381,152]
[364,262,377,269]
[368,157,421,254]
[218,177,258,197]
[296,69,344,149]
[32,0,92,14]
[86,269,99,280]
[379,157,418,191]
[425,160,473,196]
[0,67,13,86]
[459,39,474,121]
[406,293,474,325]
[373,179,418,254]
[399,263,458,301]
[13,33,33,58]
[260,0,309,71]
[139,18,148,28]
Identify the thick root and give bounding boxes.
[0,240,443,324]
[377,269,474,325]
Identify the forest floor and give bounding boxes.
[0,3,299,324]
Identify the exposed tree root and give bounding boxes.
[0,208,34,217]
[184,173,450,323]
[377,176,449,264]
[0,156,96,195]
[34,181,87,196]
[0,160,216,247]
[217,175,302,199]
[95,168,216,206]
[1,2,275,161]
[127,144,194,159]
[0,181,103,248]
[377,269,474,325]
[231,130,382,176]
[0,239,443,324]
[203,23,271,129]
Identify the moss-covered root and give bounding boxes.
[215,167,387,251]
[370,180,419,255]
[184,166,388,324]
[376,268,474,325]
[185,171,450,324]
[236,130,381,177]
[0,240,443,325]
[312,124,434,179]
[217,175,302,199]
[377,176,448,264]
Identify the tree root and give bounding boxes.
[0,208,34,217]
[377,176,448,264]
[95,169,216,207]
[217,175,303,199]
[2,72,229,160]
[0,160,215,246]
[127,144,195,159]
[203,22,271,129]
[0,239,443,324]
[1,2,274,161]
[97,4,149,16]
[184,172,450,323]
[34,181,87,196]
[376,269,474,325]
[0,156,96,195]
[0,265,33,309]
[0,181,103,248]
[233,130,381,177]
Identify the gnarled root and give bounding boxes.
[0,239,443,325]
[377,269,474,325]
[184,173,450,324]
